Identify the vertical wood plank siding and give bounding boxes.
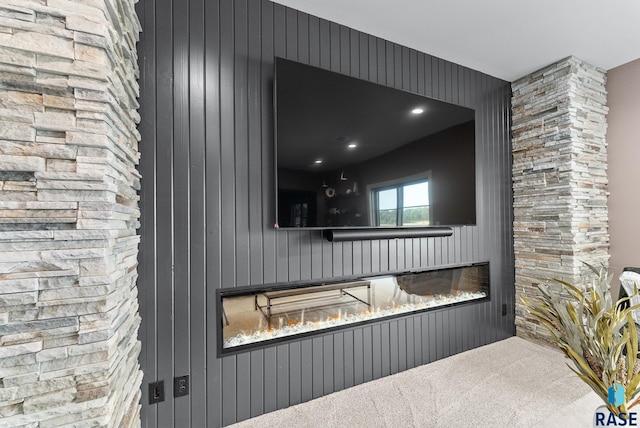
[136,0,514,426]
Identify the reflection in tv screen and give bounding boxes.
[275,57,477,229]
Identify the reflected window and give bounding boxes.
[373,179,430,226]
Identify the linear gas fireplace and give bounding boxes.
[217,262,489,355]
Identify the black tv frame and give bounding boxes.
[273,57,477,238]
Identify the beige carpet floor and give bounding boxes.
[230,336,599,428]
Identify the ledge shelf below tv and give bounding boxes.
[324,227,454,242]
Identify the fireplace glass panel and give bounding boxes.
[220,263,489,352]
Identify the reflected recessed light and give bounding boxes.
[347,143,357,149]
[411,108,424,114]
[314,159,322,164]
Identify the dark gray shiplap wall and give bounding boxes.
[135,0,514,426]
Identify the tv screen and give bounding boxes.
[275,57,476,229]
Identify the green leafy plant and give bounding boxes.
[521,264,640,414]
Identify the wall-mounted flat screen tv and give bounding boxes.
[274,57,476,229]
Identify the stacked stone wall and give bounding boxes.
[0,1,142,426]
[512,56,609,342]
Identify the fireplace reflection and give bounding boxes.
[220,263,489,352]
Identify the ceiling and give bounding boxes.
[271,0,640,82]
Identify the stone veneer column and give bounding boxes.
[512,56,609,343]
[0,1,142,426]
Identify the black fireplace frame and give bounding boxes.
[216,261,490,357]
